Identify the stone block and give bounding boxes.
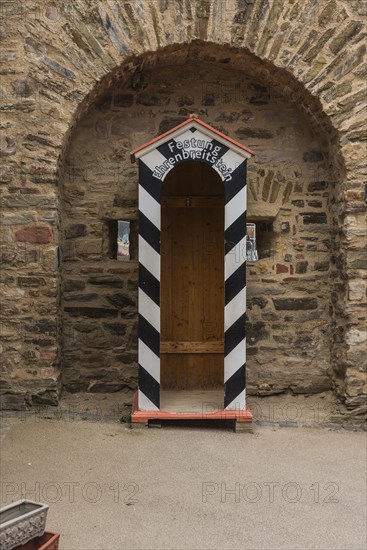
[70,322,97,334]
[88,276,123,288]
[0,136,16,156]
[290,377,331,394]
[63,293,99,302]
[137,93,170,106]
[348,253,367,270]
[15,225,53,244]
[273,297,318,310]
[106,293,135,309]
[314,261,329,271]
[64,307,119,318]
[247,297,268,309]
[296,261,308,274]
[95,94,112,112]
[0,392,28,410]
[63,279,86,292]
[302,212,327,224]
[177,96,194,106]
[23,320,57,335]
[115,352,138,364]
[11,80,33,98]
[65,224,87,239]
[346,330,367,345]
[348,282,365,301]
[81,267,104,273]
[103,322,127,335]
[329,21,363,55]
[18,276,46,287]
[247,322,270,345]
[247,284,285,296]
[276,263,288,274]
[235,127,273,139]
[31,390,59,406]
[1,212,37,225]
[114,93,134,107]
[74,239,102,257]
[307,181,327,192]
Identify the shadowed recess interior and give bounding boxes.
[160,161,224,391]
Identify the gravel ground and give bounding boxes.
[0,411,366,550]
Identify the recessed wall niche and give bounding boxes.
[60,48,332,397]
[104,220,138,261]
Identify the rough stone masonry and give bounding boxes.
[0,1,366,418]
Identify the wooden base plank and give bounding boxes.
[131,391,253,427]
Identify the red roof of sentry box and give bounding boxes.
[130,114,255,162]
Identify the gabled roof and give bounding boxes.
[130,114,255,162]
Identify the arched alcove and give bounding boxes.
[59,42,340,402]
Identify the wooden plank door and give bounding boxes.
[161,162,224,390]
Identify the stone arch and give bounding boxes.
[1,1,365,414]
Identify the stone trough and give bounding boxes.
[0,500,48,550]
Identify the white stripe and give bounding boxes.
[139,288,160,332]
[224,339,246,383]
[218,149,244,173]
[213,149,245,181]
[139,186,160,230]
[225,185,247,230]
[138,389,159,411]
[139,339,160,383]
[139,235,160,281]
[225,389,246,411]
[140,149,167,172]
[225,235,247,279]
[225,287,246,330]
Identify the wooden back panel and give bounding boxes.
[161,162,224,390]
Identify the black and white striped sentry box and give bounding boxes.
[131,115,254,413]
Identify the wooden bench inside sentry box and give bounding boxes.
[160,161,224,412]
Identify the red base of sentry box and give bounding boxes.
[131,392,253,427]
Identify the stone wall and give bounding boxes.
[0,0,365,415]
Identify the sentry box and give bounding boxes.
[130,115,255,430]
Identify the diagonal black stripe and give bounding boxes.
[210,139,229,160]
[139,365,160,409]
[139,263,160,306]
[225,212,247,254]
[224,363,246,409]
[139,211,160,254]
[225,263,246,305]
[139,314,160,357]
[225,163,247,204]
[225,314,246,356]
[157,140,181,159]
[139,160,162,203]
[207,139,229,172]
